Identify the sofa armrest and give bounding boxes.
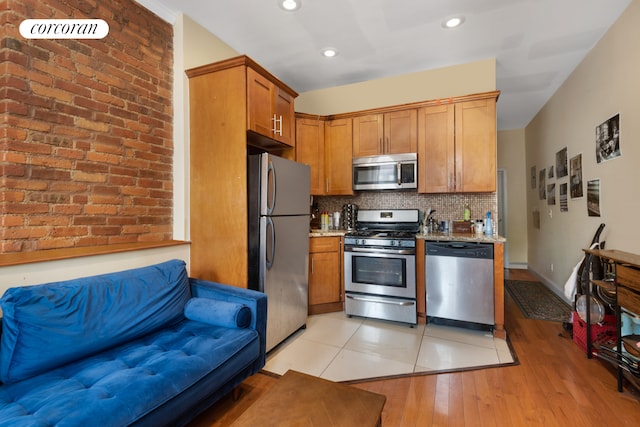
[188,278,267,369]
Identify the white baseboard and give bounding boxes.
[506,262,528,269]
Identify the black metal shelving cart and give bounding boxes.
[583,248,640,392]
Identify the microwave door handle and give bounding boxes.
[397,162,401,186]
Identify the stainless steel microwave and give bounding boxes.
[352,153,417,191]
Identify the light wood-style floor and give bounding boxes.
[189,269,640,426]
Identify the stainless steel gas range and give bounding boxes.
[343,209,419,325]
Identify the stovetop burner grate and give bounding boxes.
[351,209,420,237]
[346,230,417,239]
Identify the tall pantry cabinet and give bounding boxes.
[186,55,297,288]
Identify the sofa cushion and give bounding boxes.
[0,259,191,384]
[0,319,260,426]
[184,298,252,329]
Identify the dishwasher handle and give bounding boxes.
[426,242,493,259]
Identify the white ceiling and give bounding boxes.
[138,0,631,130]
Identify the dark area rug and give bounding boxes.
[505,280,572,322]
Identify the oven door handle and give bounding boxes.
[346,247,415,255]
[346,295,415,306]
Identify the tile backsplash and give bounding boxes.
[314,192,498,230]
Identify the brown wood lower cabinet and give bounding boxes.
[308,236,343,315]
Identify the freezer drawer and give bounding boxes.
[345,293,417,325]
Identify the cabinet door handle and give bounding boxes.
[271,115,283,136]
[271,114,282,136]
[379,137,383,153]
[311,256,314,274]
[325,178,329,194]
[386,136,390,153]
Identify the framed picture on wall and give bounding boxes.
[596,114,620,163]
[570,154,583,198]
[587,179,601,217]
[560,183,568,212]
[539,168,546,200]
[556,147,568,178]
[547,183,556,205]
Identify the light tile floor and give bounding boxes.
[264,312,514,382]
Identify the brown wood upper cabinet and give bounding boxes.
[324,118,353,195]
[352,109,417,157]
[247,67,295,147]
[296,117,325,195]
[418,95,497,193]
[296,116,353,196]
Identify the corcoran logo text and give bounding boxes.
[19,19,109,39]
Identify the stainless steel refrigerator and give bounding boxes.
[248,153,310,352]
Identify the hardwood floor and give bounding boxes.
[189,269,640,426]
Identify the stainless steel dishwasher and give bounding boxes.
[425,241,494,328]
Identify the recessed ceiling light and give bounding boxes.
[321,47,338,58]
[279,0,301,12]
[442,16,465,29]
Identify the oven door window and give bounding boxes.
[352,255,406,288]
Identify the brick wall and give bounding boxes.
[0,0,174,252]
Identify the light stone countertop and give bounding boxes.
[309,229,505,243]
[309,229,349,237]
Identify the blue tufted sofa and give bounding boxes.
[0,259,267,426]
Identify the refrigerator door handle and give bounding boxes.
[266,159,276,215]
[266,216,275,270]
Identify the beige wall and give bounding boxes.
[498,129,528,267]
[525,1,640,299]
[295,59,496,115]
[181,14,238,68]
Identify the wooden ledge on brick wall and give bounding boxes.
[0,241,190,267]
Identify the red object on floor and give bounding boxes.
[572,311,616,355]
